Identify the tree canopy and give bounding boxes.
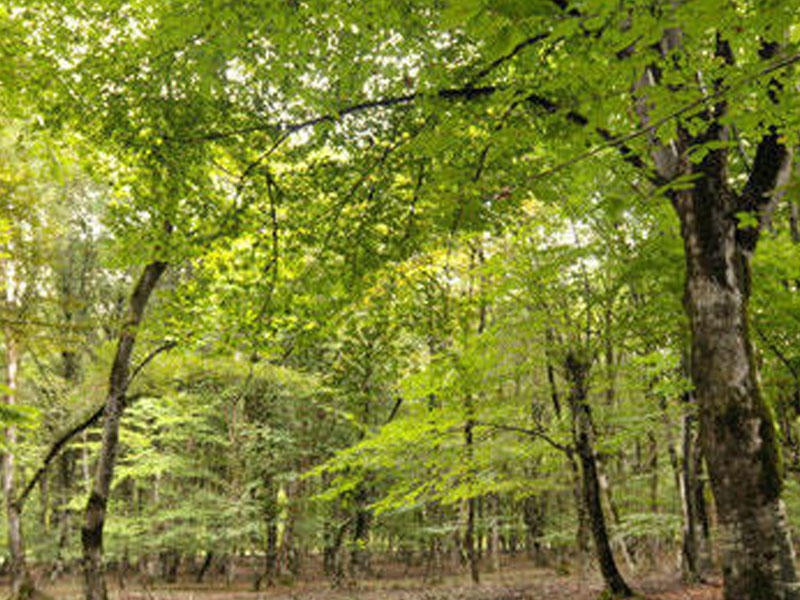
[1,2,800,600]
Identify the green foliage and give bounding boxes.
[1,0,799,587]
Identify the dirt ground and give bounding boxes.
[31,565,723,600]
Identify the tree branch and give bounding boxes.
[468,32,551,86]
[126,340,178,391]
[171,86,496,144]
[472,420,573,455]
[386,397,404,424]
[736,130,793,250]
[14,391,153,511]
[527,51,800,184]
[15,405,105,510]
[755,326,799,383]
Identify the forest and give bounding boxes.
[1,1,799,599]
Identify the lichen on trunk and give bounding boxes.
[674,134,800,599]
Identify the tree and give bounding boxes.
[7,2,800,599]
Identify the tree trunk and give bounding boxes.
[463,415,480,584]
[195,552,213,584]
[349,483,372,579]
[692,441,713,571]
[279,479,300,579]
[565,352,633,598]
[465,495,480,583]
[674,133,800,598]
[81,261,167,600]
[523,495,548,566]
[568,453,591,571]
[597,459,635,573]
[488,494,501,573]
[53,451,74,579]
[2,335,35,600]
[664,393,701,582]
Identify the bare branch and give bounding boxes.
[126,340,178,391]
[472,420,573,455]
[170,87,496,144]
[15,404,104,510]
[468,32,551,85]
[14,391,153,511]
[528,52,800,184]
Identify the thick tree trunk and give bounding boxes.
[565,352,633,598]
[674,137,800,599]
[81,261,167,600]
[3,335,35,600]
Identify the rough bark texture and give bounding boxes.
[565,352,633,598]
[635,21,799,593]
[672,129,800,599]
[81,261,167,600]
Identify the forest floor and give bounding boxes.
[27,563,723,600]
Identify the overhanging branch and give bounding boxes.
[126,341,178,391]
[472,420,573,455]
[14,391,154,511]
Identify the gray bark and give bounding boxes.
[635,22,799,595]
[672,128,800,598]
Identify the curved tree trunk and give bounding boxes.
[81,261,167,600]
[565,352,633,598]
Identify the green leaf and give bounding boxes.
[735,211,759,230]
[442,0,485,28]
[491,0,556,19]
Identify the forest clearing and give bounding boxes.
[1,1,800,599]
[1,561,724,600]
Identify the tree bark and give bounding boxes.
[568,453,591,572]
[196,551,213,584]
[349,483,372,579]
[81,261,167,600]
[565,352,633,598]
[673,130,800,598]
